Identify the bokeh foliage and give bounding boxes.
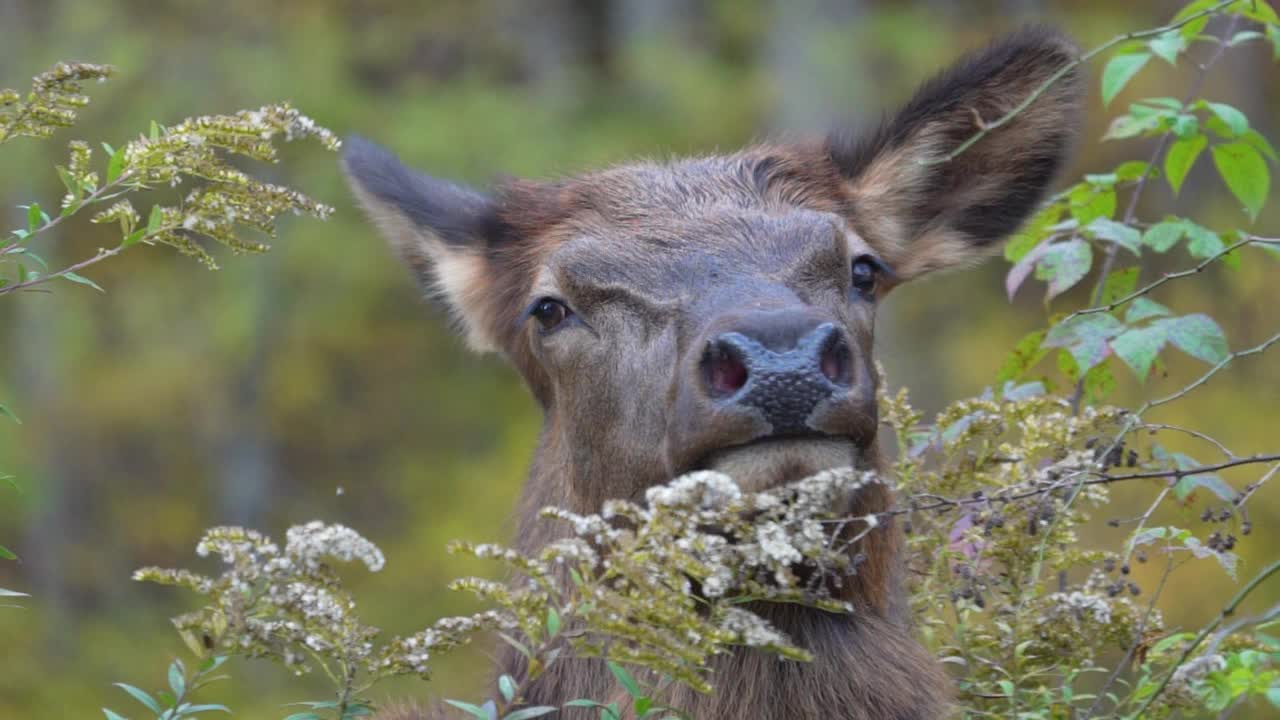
[1,0,1278,717]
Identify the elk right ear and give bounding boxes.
[342,136,502,352]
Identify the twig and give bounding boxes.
[1129,558,1280,717]
[1143,331,1280,412]
[1139,423,1235,459]
[921,0,1237,166]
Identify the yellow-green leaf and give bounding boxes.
[1211,141,1269,220]
[1102,52,1151,106]
[1165,134,1207,195]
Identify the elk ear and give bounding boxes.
[342,136,501,352]
[829,27,1082,281]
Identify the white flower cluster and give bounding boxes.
[1042,590,1113,625]
[286,520,385,572]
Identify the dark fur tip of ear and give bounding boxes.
[828,25,1083,180]
[341,134,494,247]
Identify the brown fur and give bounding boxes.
[343,27,1081,720]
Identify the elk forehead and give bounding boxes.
[521,151,874,307]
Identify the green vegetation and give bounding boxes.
[1,0,1279,718]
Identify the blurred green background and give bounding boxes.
[0,0,1277,716]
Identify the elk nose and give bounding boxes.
[701,321,853,435]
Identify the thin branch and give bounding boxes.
[1139,423,1235,459]
[1131,558,1280,717]
[1143,331,1280,412]
[1063,235,1264,325]
[921,0,1237,166]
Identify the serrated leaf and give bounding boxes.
[1211,141,1269,220]
[1005,205,1061,262]
[1069,184,1116,226]
[1110,325,1168,380]
[1142,220,1185,252]
[1044,313,1124,372]
[1099,267,1139,304]
[1102,52,1151,106]
[114,684,161,714]
[1125,297,1171,323]
[1148,31,1186,64]
[503,708,557,720]
[1034,239,1093,301]
[62,271,105,293]
[996,329,1048,383]
[1160,313,1228,364]
[1203,101,1248,136]
[1174,474,1237,502]
[1086,218,1141,254]
[1164,134,1207,195]
[1183,222,1224,259]
[1241,128,1278,163]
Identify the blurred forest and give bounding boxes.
[0,0,1277,716]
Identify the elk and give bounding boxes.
[344,27,1081,720]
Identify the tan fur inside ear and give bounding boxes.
[348,182,499,353]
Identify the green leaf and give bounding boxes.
[1211,141,1269,220]
[499,675,516,703]
[115,684,162,714]
[1099,267,1139,304]
[1171,113,1199,139]
[1069,184,1116,226]
[1005,205,1061,262]
[0,402,20,424]
[120,229,146,249]
[1183,222,1224,259]
[1142,220,1185,252]
[1125,297,1171,323]
[996,329,1048,383]
[1034,239,1093,301]
[62,271,105,293]
[546,607,561,637]
[168,660,186,700]
[1102,52,1151,106]
[1203,101,1249,136]
[444,700,492,720]
[1164,134,1207,195]
[1241,128,1278,163]
[147,204,164,234]
[1160,313,1228,364]
[102,710,129,720]
[107,147,127,184]
[0,587,30,597]
[26,203,42,233]
[1111,325,1168,380]
[1086,218,1141,254]
[0,544,16,560]
[1082,358,1117,403]
[608,662,643,700]
[1044,313,1124,372]
[1102,113,1156,141]
[1174,475,1237,503]
[1228,29,1265,46]
[1268,23,1280,61]
[182,704,230,715]
[281,714,323,720]
[1148,31,1186,64]
[503,708,557,720]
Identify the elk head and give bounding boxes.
[343,28,1081,516]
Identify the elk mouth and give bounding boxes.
[695,435,862,495]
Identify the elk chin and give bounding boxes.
[702,436,860,494]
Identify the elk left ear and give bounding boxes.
[829,27,1082,281]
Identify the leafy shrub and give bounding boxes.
[3,1,1280,719]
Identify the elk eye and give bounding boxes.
[530,297,572,332]
[851,256,879,297]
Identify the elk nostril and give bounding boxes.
[819,333,852,386]
[703,342,749,398]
